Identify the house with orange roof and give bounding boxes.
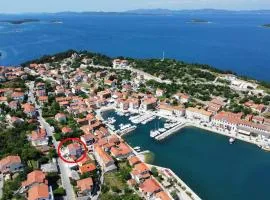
[79,163,97,174]
[27,183,51,200]
[110,142,133,160]
[22,103,36,118]
[104,79,116,87]
[31,128,48,147]
[76,177,93,196]
[0,155,23,174]
[55,113,67,123]
[93,145,116,172]
[155,191,172,200]
[22,170,47,189]
[128,156,141,167]
[131,162,151,183]
[38,96,48,105]
[139,178,162,199]
[140,97,157,111]
[61,127,73,134]
[244,101,266,113]
[207,98,226,114]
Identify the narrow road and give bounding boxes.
[28,81,77,200]
[0,173,4,199]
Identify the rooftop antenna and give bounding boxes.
[161,51,165,61]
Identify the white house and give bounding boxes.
[186,107,212,122]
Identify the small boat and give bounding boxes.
[158,128,166,133]
[107,117,116,124]
[134,146,141,150]
[150,130,160,138]
[229,138,235,144]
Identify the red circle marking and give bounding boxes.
[57,137,87,164]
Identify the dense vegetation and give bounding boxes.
[100,161,141,200]
[22,49,113,68]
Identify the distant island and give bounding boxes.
[262,24,270,28]
[0,19,40,25]
[125,8,270,15]
[50,20,63,24]
[189,19,210,24]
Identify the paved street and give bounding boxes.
[28,81,77,200]
[0,173,4,199]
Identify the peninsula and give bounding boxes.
[0,19,40,25]
[0,49,269,200]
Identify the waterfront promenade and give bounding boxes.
[153,111,269,149]
[147,164,201,200]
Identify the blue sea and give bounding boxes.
[0,13,270,81]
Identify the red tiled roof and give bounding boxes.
[140,178,161,193]
[77,178,93,192]
[27,183,49,200]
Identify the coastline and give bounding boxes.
[153,113,267,150]
[147,163,202,200]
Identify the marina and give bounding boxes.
[102,109,270,200]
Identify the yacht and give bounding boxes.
[164,123,171,129]
[120,123,132,130]
[107,117,116,124]
[229,138,235,144]
[134,146,141,150]
[150,130,160,138]
[158,128,166,133]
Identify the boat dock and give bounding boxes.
[155,122,187,140]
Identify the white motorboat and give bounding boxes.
[150,130,160,138]
[134,146,141,150]
[229,138,235,144]
[107,117,116,124]
[120,123,132,130]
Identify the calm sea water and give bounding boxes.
[0,13,270,81]
[102,110,270,200]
